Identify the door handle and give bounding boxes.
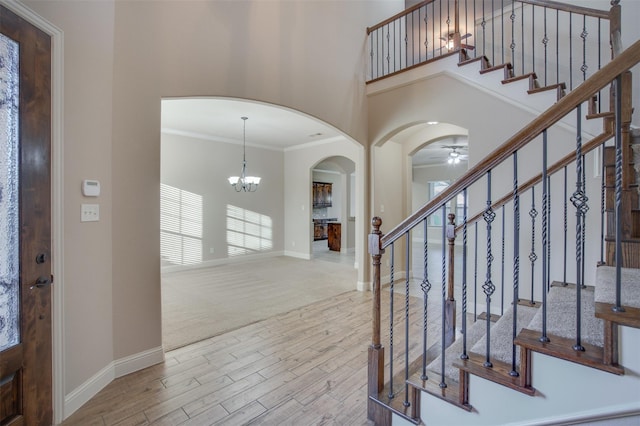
[30,275,52,289]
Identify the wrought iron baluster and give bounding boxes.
[521,3,525,75]
[393,21,397,73]
[424,6,429,60]
[474,222,478,322]
[569,12,573,90]
[581,154,587,289]
[501,208,505,315]
[600,149,605,265]
[543,6,548,86]
[491,0,495,65]
[421,219,432,379]
[386,25,391,77]
[461,188,469,359]
[483,171,496,368]
[547,174,551,291]
[613,75,625,312]
[481,0,486,58]
[432,1,436,59]
[404,15,409,69]
[581,15,588,82]
[404,231,411,407]
[597,18,602,112]
[370,30,374,79]
[540,130,550,342]
[440,204,448,388]
[389,242,396,398]
[556,9,560,84]
[563,165,568,286]
[511,151,520,376]
[446,0,451,51]
[501,0,505,65]
[529,186,538,305]
[510,1,515,68]
[531,5,536,77]
[570,104,587,352]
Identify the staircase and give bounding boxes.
[365,1,640,424]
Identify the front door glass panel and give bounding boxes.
[0,33,20,352]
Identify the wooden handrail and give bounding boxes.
[367,0,435,34]
[381,39,640,249]
[366,0,611,36]
[517,0,611,20]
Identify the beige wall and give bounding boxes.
[19,0,403,416]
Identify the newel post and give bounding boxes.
[368,217,389,423]
[444,213,457,349]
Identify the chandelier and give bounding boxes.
[228,116,261,192]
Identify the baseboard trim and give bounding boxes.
[64,362,114,420]
[114,346,164,378]
[162,250,286,273]
[64,346,164,421]
[283,250,312,260]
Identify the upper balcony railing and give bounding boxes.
[367,0,621,100]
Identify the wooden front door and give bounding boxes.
[0,5,52,425]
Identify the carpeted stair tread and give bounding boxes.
[527,285,604,347]
[469,304,539,367]
[426,317,487,382]
[595,265,640,309]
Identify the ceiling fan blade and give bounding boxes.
[461,33,472,39]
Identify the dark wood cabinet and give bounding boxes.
[328,222,341,251]
[312,182,332,208]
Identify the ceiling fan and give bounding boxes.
[439,32,474,51]
[444,145,467,164]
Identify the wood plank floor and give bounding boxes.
[62,290,384,425]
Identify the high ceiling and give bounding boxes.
[161,98,467,167]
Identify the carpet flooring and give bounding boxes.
[161,255,357,351]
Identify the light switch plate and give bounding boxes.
[81,204,100,222]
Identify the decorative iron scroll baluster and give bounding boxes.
[547,174,552,291]
[581,154,587,289]
[440,204,448,388]
[613,75,625,312]
[540,130,550,342]
[446,0,451,50]
[404,232,411,407]
[474,222,478,322]
[389,242,396,398]
[570,104,587,352]
[421,219,431,379]
[432,1,436,59]
[543,7,549,86]
[581,16,588,81]
[598,19,602,112]
[511,151,520,377]
[529,186,538,305]
[563,165,568,286]
[461,188,469,360]
[483,171,496,368]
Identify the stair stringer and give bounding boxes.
[366,52,606,138]
[391,326,640,426]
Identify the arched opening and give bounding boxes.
[159,97,365,350]
[311,156,356,266]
